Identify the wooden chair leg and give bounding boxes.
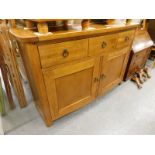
[131,75,142,89]
[135,72,144,84]
[141,69,148,81]
[143,67,151,78]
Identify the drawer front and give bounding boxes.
[38,39,88,68]
[116,30,135,48]
[89,34,117,56]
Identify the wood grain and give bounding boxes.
[38,39,88,68]
[10,22,137,126]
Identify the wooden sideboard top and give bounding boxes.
[10,23,139,43]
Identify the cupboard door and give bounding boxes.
[43,58,100,119]
[98,48,129,96]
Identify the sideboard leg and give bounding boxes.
[44,118,53,127]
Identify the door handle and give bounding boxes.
[94,77,99,83]
[100,74,106,80]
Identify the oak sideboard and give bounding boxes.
[10,22,138,126]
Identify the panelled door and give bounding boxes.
[98,48,130,96]
[43,58,100,119]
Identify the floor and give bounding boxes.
[2,67,155,135]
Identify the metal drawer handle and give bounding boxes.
[125,36,129,42]
[101,41,107,48]
[62,49,69,58]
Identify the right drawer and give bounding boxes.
[116,30,135,49]
[89,34,117,56]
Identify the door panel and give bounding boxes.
[43,58,100,119]
[99,52,128,96]
[55,68,93,110]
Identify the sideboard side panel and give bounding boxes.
[19,42,53,126]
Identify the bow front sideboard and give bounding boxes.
[10,23,138,126]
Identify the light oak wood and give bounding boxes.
[98,47,130,96]
[19,43,53,126]
[10,22,137,126]
[38,39,88,68]
[37,22,49,34]
[43,58,100,119]
[116,30,135,48]
[10,23,138,42]
[9,19,16,28]
[89,33,117,56]
[25,20,34,29]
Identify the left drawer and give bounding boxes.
[38,39,88,68]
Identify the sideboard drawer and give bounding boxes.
[89,34,117,56]
[38,39,88,68]
[116,30,135,48]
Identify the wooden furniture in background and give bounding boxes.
[23,19,91,33]
[147,19,155,65]
[124,29,153,88]
[10,21,138,126]
[0,20,27,108]
[148,19,155,42]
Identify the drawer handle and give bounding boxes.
[62,49,69,58]
[100,74,106,80]
[124,36,129,42]
[101,41,107,49]
[94,77,99,83]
